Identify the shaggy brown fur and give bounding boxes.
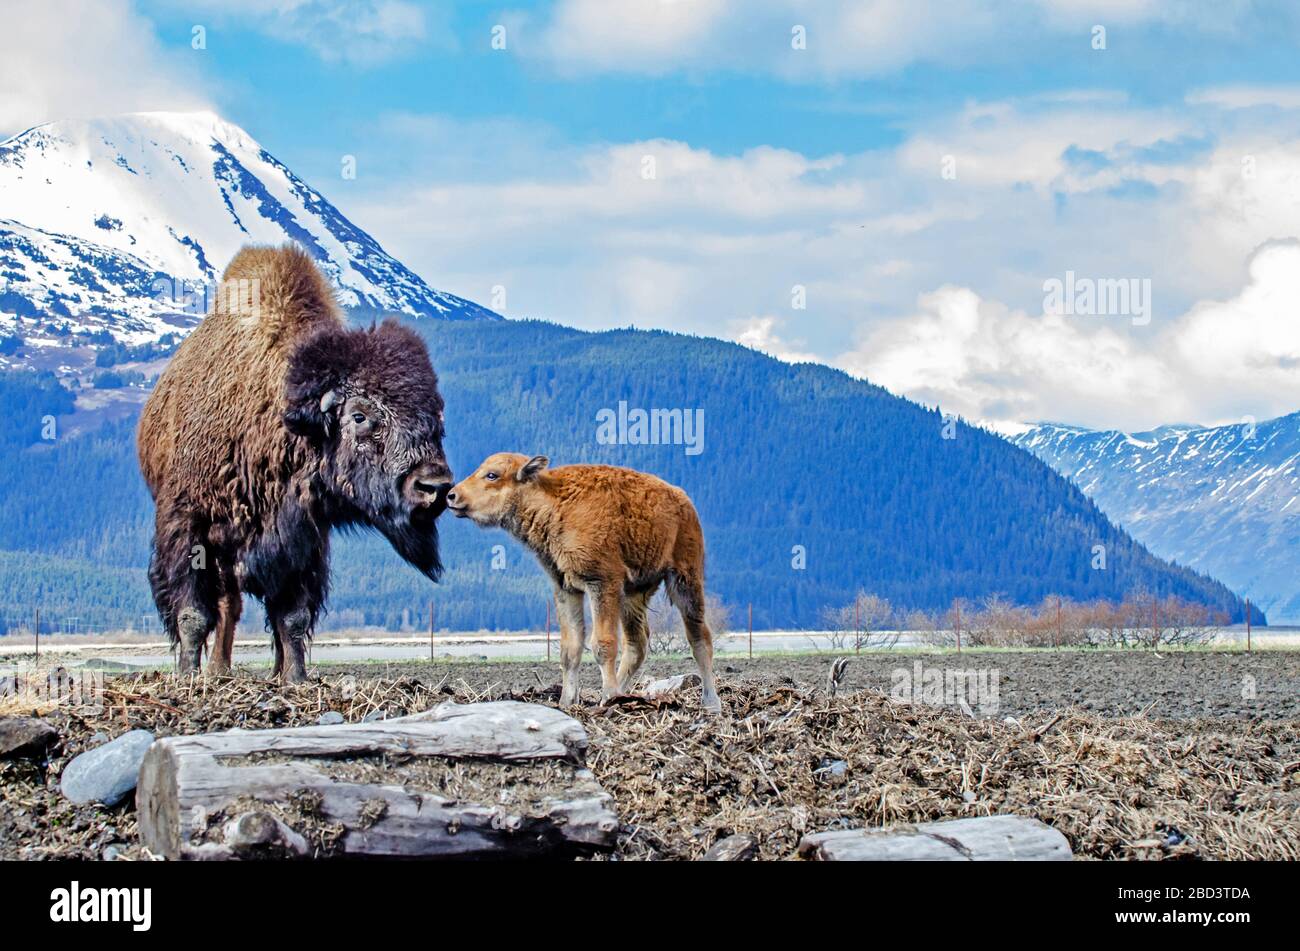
[447,453,720,712]
[138,244,452,681]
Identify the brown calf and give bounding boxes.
[447,453,720,712]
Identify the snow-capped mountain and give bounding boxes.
[1014,413,1300,623]
[0,110,498,352]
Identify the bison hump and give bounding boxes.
[218,244,342,349]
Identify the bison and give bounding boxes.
[446,453,721,713]
[137,245,452,682]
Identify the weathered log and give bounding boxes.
[798,815,1072,861]
[137,700,619,859]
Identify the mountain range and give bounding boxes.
[0,111,495,356]
[0,111,1258,633]
[1014,415,1300,624]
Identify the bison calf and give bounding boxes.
[447,454,721,713]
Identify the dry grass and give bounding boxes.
[2,670,1296,860]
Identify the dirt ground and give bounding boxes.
[2,650,1298,862]
[330,648,1300,720]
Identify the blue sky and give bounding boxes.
[4,1,1300,429]
[134,1,1300,168]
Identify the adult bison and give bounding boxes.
[138,245,452,682]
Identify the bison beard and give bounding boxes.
[138,245,450,683]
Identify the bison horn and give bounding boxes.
[319,389,340,414]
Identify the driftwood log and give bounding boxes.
[798,815,1072,861]
[137,700,619,859]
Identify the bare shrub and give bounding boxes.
[819,592,898,650]
[646,591,732,656]
[904,608,948,647]
[895,593,1223,650]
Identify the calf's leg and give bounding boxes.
[589,584,623,703]
[556,586,587,706]
[617,589,651,693]
[668,571,721,713]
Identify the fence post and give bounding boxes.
[1246,598,1251,653]
[1055,596,1062,649]
[855,596,861,655]
[748,603,753,660]
[546,596,552,662]
[34,607,40,667]
[428,599,434,662]
[954,601,961,654]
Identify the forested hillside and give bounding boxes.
[0,320,1254,634]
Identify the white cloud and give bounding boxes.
[1171,241,1300,419]
[836,242,1300,430]
[730,316,820,364]
[836,286,1176,429]
[896,99,1187,190]
[347,128,878,336]
[161,0,437,65]
[0,0,210,136]
[1187,85,1300,110]
[347,90,1300,431]
[513,0,1262,79]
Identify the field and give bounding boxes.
[2,649,1298,861]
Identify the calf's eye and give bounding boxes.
[485,472,498,481]
[351,412,367,425]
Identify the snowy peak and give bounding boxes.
[1013,412,1300,623]
[0,110,498,343]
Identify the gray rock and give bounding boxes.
[361,710,386,723]
[60,730,155,806]
[702,833,758,861]
[0,716,58,758]
[317,711,345,725]
[89,731,110,746]
[102,844,125,862]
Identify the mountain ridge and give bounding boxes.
[1014,413,1300,623]
[0,110,499,347]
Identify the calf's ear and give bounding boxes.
[518,455,549,482]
